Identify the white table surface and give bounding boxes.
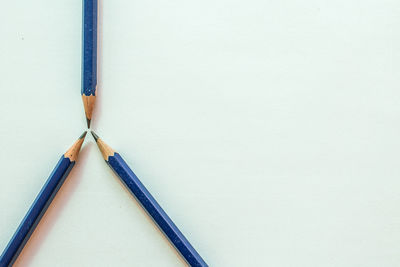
[1,0,400,266]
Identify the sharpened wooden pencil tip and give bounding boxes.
[82,94,96,127]
[87,118,91,128]
[91,131,99,142]
[91,132,115,161]
[80,131,88,140]
[64,133,86,161]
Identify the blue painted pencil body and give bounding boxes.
[81,0,98,127]
[0,157,74,267]
[107,153,208,267]
[82,0,98,96]
[0,133,86,267]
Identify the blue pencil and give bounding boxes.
[82,0,98,128]
[91,131,208,267]
[0,132,87,267]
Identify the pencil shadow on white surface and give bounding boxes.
[12,143,91,266]
[110,171,188,267]
[91,0,103,130]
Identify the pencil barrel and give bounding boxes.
[0,157,74,266]
[108,153,208,267]
[82,0,98,96]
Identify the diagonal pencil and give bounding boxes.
[0,132,87,266]
[91,131,208,267]
[82,0,98,128]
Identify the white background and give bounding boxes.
[0,0,399,266]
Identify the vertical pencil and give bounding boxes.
[91,132,208,267]
[82,0,98,128]
[0,132,87,267]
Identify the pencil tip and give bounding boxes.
[65,132,86,161]
[91,131,99,142]
[82,95,96,128]
[91,132,115,160]
[79,131,88,140]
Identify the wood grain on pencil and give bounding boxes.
[64,132,87,161]
[91,131,114,160]
[81,94,96,127]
